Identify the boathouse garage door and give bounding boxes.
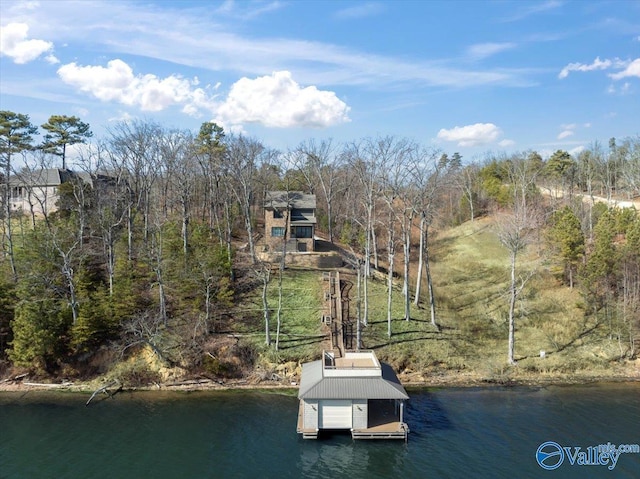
[319,400,352,429]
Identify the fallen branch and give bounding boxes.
[86,380,121,406]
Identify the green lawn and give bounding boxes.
[238,218,633,382]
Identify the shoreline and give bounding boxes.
[1,371,639,394]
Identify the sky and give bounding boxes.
[1,0,639,162]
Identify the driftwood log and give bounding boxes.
[23,382,73,388]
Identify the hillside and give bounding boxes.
[207,216,639,388]
[2,215,638,392]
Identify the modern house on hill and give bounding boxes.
[264,191,316,253]
[297,350,410,440]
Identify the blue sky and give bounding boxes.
[1,0,639,161]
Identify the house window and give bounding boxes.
[273,210,283,219]
[294,226,313,238]
[11,187,25,200]
[271,227,285,237]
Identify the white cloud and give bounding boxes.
[436,123,503,147]
[559,57,639,81]
[0,22,54,64]
[558,56,614,79]
[569,145,585,156]
[499,139,515,147]
[215,0,283,19]
[108,111,134,123]
[501,0,563,22]
[608,58,640,80]
[57,59,217,115]
[607,81,633,95]
[215,71,350,128]
[557,130,574,140]
[1,1,531,90]
[466,42,516,60]
[334,2,384,20]
[58,62,350,129]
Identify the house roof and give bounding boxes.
[264,191,316,210]
[298,360,409,400]
[9,168,94,187]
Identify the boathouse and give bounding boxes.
[297,350,409,440]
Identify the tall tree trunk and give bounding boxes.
[425,241,437,329]
[402,211,412,321]
[127,203,134,261]
[508,249,517,365]
[3,158,17,280]
[276,267,283,351]
[387,211,395,338]
[261,268,271,346]
[414,215,425,306]
[356,261,362,350]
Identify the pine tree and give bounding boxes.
[547,206,585,288]
[41,115,92,169]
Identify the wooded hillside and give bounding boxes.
[1,111,639,385]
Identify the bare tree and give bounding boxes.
[194,122,236,274]
[378,138,415,330]
[410,148,445,329]
[618,136,640,199]
[148,212,168,326]
[379,155,409,336]
[225,135,273,264]
[252,261,272,345]
[293,139,347,243]
[107,120,162,260]
[81,142,128,297]
[495,153,542,364]
[160,129,197,259]
[456,163,480,222]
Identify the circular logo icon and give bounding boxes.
[536,441,564,470]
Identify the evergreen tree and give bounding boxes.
[547,206,585,288]
[41,115,93,169]
[580,210,618,316]
[9,295,72,371]
[1,111,38,279]
[0,280,16,358]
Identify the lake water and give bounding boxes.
[0,383,638,478]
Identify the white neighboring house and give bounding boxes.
[8,168,94,216]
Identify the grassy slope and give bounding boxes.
[244,217,638,385]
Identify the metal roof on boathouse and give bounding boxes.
[298,360,409,400]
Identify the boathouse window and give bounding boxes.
[271,227,285,237]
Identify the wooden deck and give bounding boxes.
[352,421,409,440]
[297,401,409,441]
[333,357,376,368]
[296,401,318,439]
